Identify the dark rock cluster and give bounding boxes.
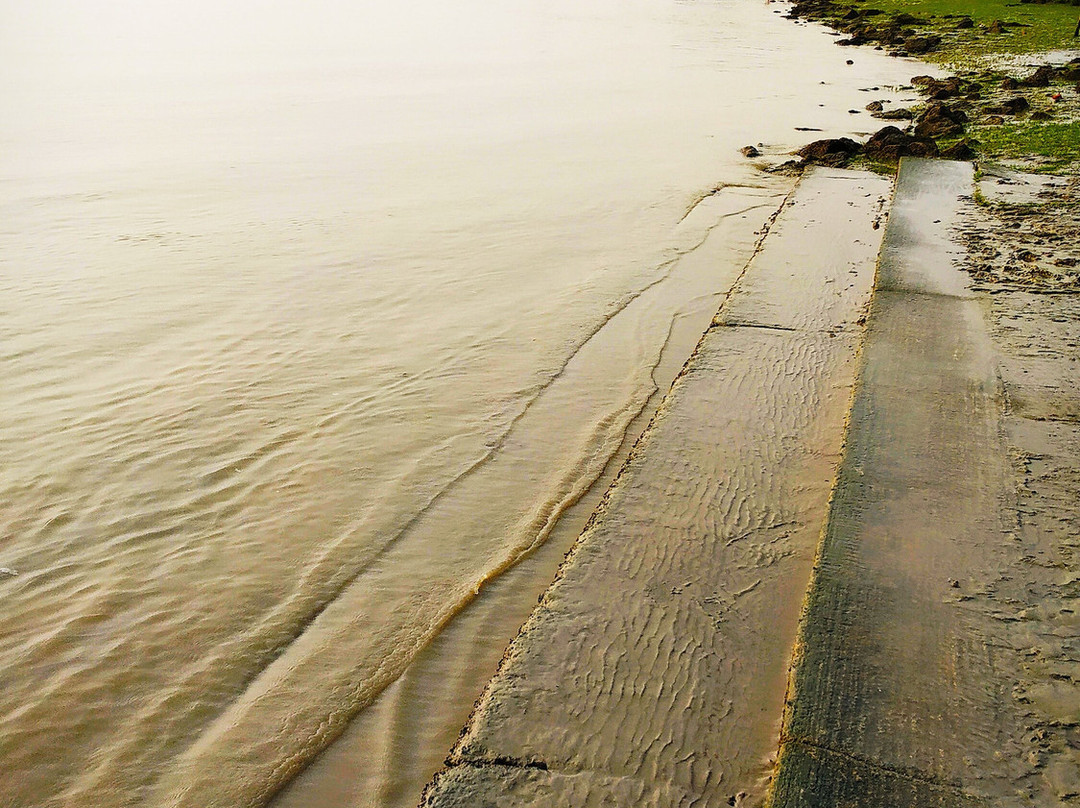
[787,0,946,56]
[791,94,978,168]
[784,54,1080,169]
[765,0,1080,172]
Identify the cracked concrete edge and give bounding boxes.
[419,760,706,808]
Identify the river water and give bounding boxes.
[0,2,919,806]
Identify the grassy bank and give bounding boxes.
[850,0,1080,62]
[786,0,1080,170]
[976,120,1080,170]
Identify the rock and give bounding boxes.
[740,145,761,158]
[893,13,926,25]
[863,126,939,161]
[903,139,939,158]
[911,75,936,87]
[1058,65,1080,81]
[1002,77,1020,91]
[866,124,911,147]
[913,102,968,139]
[904,35,940,54]
[767,159,805,175]
[1020,66,1053,87]
[956,16,974,28]
[930,101,968,123]
[987,19,1006,33]
[1004,96,1030,114]
[1030,110,1052,121]
[916,76,962,99]
[940,139,977,160]
[874,107,914,120]
[866,101,884,112]
[797,137,862,165]
[985,97,1030,115]
[983,115,1006,125]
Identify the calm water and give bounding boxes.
[0,1,919,806]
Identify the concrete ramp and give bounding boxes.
[770,158,1027,807]
[420,168,893,808]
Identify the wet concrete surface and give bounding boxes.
[771,159,1079,807]
[419,167,893,808]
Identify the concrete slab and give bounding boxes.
[876,157,972,298]
[421,167,893,808]
[770,159,1033,806]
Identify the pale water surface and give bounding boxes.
[0,2,918,806]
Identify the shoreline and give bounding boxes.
[258,9,937,808]
[417,5,1079,806]
[266,181,796,808]
[777,0,1080,172]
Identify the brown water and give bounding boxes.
[0,2,920,806]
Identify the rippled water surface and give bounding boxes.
[0,1,920,806]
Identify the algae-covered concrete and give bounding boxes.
[420,167,893,808]
[770,158,1074,807]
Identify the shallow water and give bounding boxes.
[1,2,919,806]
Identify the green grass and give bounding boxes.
[847,154,904,175]
[847,0,1080,61]
[974,121,1080,170]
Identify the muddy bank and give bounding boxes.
[960,170,1080,802]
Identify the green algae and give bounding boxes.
[839,0,1080,63]
[974,121,1080,171]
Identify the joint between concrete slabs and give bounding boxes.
[778,735,969,793]
[771,738,987,808]
[873,285,976,302]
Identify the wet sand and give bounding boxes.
[420,167,893,807]
[960,171,1080,802]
